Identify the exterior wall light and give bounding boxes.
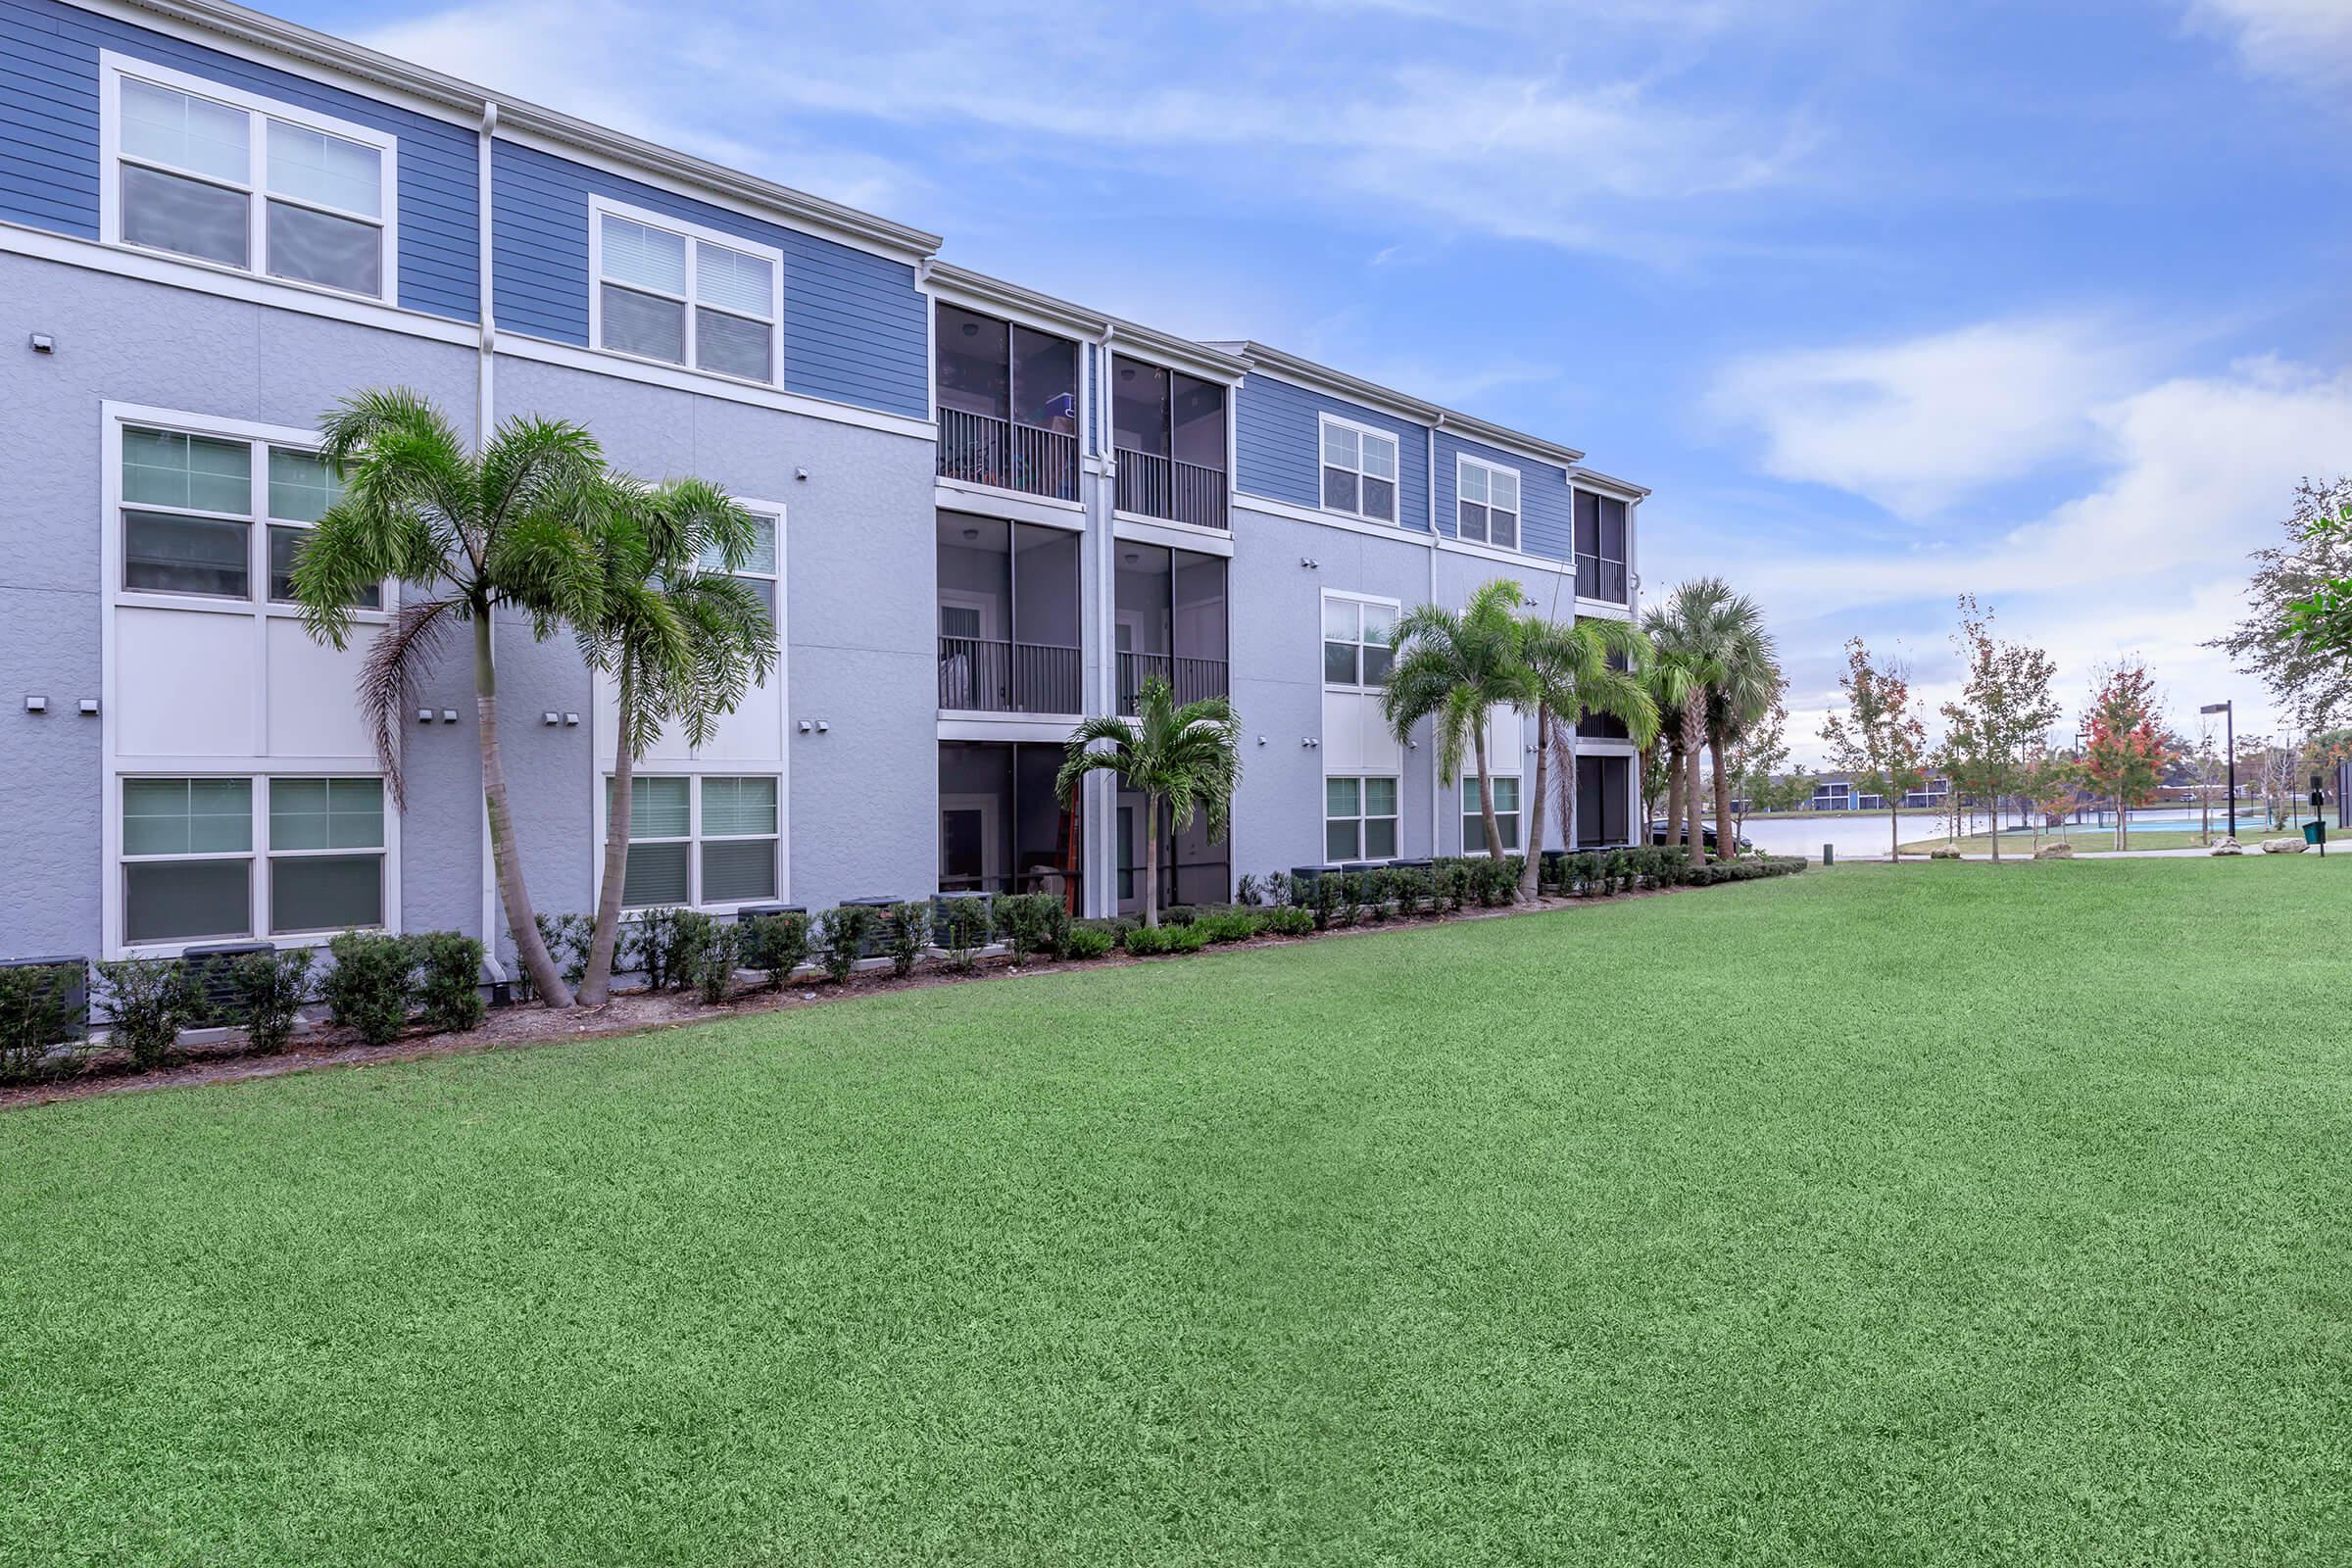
[24,695,47,713]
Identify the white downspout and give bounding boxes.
[1427,416,1442,856]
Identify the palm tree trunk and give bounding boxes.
[1665,748,1684,848]
[579,665,636,1004]
[1143,794,1162,928]
[476,612,572,1007]
[1472,728,1504,860]
[1519,703,1550,902]
[1709,731,1733,859]
[1682,704,1705,868]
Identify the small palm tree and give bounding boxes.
[1643,582,1737,868]
[1056,675,1240,928]
[292,389,604,1008]
[1514,615,1658,900]
[1383,579,1529,865]
[574,476,777,1004]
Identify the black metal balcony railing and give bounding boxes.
[938,637,1083,714]
[1577,554,1629,604]
[937,406,1079,502]
[940,866,1083,914]
[1113,448,1228,530]
[1577,710,1630,740]
[1116,652,1229,714]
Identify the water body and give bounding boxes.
[1739,813,1992,860]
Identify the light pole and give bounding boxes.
[2200,701,2235,839]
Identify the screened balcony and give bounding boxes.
[939,741,1083,910]
[1114,544,1227,714]
[937,514,1083,715]
[1111,355,1227,530]
[1575,490,1631,605]
[1115,783,1230,914]
[935,304,1079,502]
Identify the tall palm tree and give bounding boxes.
[293,389,604,1008]
[1383,579,1530,866]
[1642,592,1716,867]
[1513,615,1658,900]
[1645,579,1772,868]
[574,476,777,1004]
[1699,593,1781,860]
[1055,675,1241,928]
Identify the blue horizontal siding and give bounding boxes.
[1234,372,1430,532]
[490,138,927,419]
[0,0,480,319]
[1436,432,1572,564]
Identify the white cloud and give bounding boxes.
[2186,0,2352,90]
[1705,316,2155,518]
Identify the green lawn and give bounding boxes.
[1897,826,2231,853]
[7,860,2352,1566]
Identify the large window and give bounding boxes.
[1575,489,1631,604]
[609,775,779,908]
[1326,776,1399,862]
[697,512,780,619]
[1456,456,1521,549]
[1321,595,1396,687]
[121,775,385,944]
[592,200,781,384]
[105,58,394,300]
[1463,774,1522,853]
[120,423,377,607]
[1111,357,1228,528]
[1320,416,1398,524]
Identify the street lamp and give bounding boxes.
[2199,701,2235,839]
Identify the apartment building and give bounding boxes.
[0,0,1648,975]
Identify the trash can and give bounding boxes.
[2305,821,2326,847]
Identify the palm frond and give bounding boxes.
[357,596,462,808]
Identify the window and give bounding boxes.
[1463,774,1522,852]
[1575,489,1631,604]
[105,58,394,300]
[696,512,780,620]
[1457,456,1521,549]
[119,423,377,607]
[1326,776,1399,862]
[609,774,780,908]
[120,775,385,944]
[593,201,781,383]
[1320,417,1398,523]
[1321,596,1396,687]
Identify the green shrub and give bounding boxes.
[686,921,738,1004]
[96,958,197,1074]
[1196,910,1262,944]
[1164,924,1209,954]
[1436,859,1474,911]
[228,949,314,1054]
[1062,925,1116,960]
[532,912,592,989]
[936,897,992,972]
[1263,870,1294,908]
[1123,924,1173,956]
[882,902,931,978]
[1160,905,1200,928]
[626,907,699,991]
[1262,906,1315,937]
[1364,867,1396,922]
[0,961,85,1084]
[1235,873,1263,906]
[322,931,416,1048]
[411,932,487,1034]
[819,906,879,984]
[739,911,811,989]
[1000,893,1072,963]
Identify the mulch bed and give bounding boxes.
[0,890,1690,1111]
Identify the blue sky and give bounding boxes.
[289,0,2350,758]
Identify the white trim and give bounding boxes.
[1110,514,1236,558]
[934,479,1087,531]
[1575,598,1636,620]
[491,332,933,441]
[1233,491,1438,548]
[1452,452,1522,551]
[1436,535,1572,574]
[1316,412,1402,527]
[586,194,784,390]
[1320,773,1403,864]
[935,715,1078,743]
[100,52,400,307]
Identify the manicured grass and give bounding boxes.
[1897,826,2232,853]
[7,859,2352,1565]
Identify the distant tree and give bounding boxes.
[2081,663,2174,851]
[2022,740,2082,851]
[1725,696,1792,840]
[2214,478,2352,731]
[1935,597,2060,862]
[2238,733,2302,832]
[1819,638,1931,860]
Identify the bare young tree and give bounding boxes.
[1820,639,1931,860]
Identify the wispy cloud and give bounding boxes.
[2185,0,2352,91]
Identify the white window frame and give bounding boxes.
[1324,774,1400,863]
[1455,454,1521,550]
[115,771,399,955]
[601,772,785,914]
[1320,589,1399,691]
[587,195,785,388]
[98,53,399,304]
[1317,413,1400,525]
[1462,772,1524,853]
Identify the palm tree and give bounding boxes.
[1513,615,1658,900]
[1642,594,1714,867]
[574,476,777,1004]
[1383,579,1530,867]
[290,388,604,1008]
[1695,590,1780,858]
[1644,579,1768,868]
[1055,675,1241,928]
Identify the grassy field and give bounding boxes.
[6,859,2351,1565]
[1895,825,2235,853]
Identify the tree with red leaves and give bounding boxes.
[2081,663,2175,851]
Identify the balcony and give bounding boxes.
[939,636,1083,714]
[1576,553,1629,605]
[1113,449,1228,531]
[1114,545,1228,716]
[938,406,1078,503]
[1116,653,1229,713]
